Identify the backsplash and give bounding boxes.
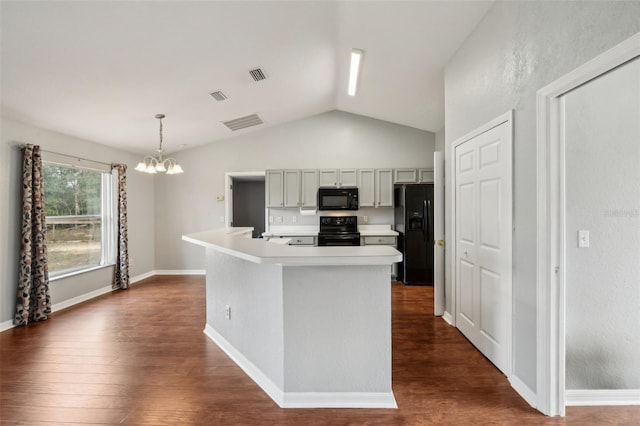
[267,207,394,229]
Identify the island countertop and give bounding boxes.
[182,228,402,266]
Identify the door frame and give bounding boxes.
[225,171,266,229]
[447,110,514,376]
[433,151,445,316]
[536,32,640,417]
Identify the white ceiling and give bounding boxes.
[1,1,492,155]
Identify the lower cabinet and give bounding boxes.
[362,235,398,279]
[287,235,316,246]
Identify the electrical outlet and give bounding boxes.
[225,305,231,320]
[277,216,283,223]
[292,216,297,223]
[363,216,368,223]
[269,216,274,223]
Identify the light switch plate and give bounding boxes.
[578,230,590,248]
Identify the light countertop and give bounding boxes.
[183,228,402,266]
[263,224,399,237]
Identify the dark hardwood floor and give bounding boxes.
[1,275,638,425]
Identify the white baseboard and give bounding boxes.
[0,319,15,332]
[510,374,538,408]
[203,324,397,409]
[442,311,453,325]
[51,285,113,313]
[1,270,202,333]
[154,269,205,275]
[203,324,285,406]
[565,389,640,406]
[130,271,156,283]
[283,392,397,409]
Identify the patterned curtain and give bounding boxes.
[112,164,130,289]
[14,144,51,326]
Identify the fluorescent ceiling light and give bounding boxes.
[348,48,364,96]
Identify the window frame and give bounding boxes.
[42,155,116,280]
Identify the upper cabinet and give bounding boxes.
[358,169,375,207]
[266,170,284,207]
[418,168,434,183]
[267,169,303,207]
[358,168,393,208]
[376,169,394,207]
[266,166,430,209]
[319,169,358,187]
[300,169,319,208]
[394,168,434,183]
[394,168,418,183]
[283,170,301,207]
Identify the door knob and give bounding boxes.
[437,240,445,246]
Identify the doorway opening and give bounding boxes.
[225,172,266,238]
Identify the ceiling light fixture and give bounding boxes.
[348,48,364,96]
[135,114,184,175]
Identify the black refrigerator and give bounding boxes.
[394,184,434,285]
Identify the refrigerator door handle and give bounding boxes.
[423,200,428,242]
[426,199,432,244]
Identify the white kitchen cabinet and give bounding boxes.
[288,235,316,246]
[376,169,394,207]
[266,170,284,207]
[359,168,393,208]
[358,169,375,207]
[362,234,398,278]
[339,169,358,187]
[300,169,319,208]
[284,170,301,207]
[418,168,434,183]
[319,169,358,187]
[394,168,418,183]
[267,169,302,207]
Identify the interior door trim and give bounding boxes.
[535,32,640,417]
[448,110,514,374]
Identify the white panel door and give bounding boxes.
[455,120,512,374]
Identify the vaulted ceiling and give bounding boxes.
[1,1,492,154]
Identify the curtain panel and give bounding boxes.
[112,164,130,289]
[14,144,51,326]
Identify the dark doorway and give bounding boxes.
[231,177,265,238]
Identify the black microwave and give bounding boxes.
[318,187,359,211]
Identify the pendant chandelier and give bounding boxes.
[135,114,184,174]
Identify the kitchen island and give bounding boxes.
[182,228,402,408]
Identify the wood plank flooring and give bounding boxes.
[1,275,638,425]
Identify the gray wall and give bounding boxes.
[435,127,445,154]
[443,1,640,392]
[564,58,640,389]
[156,110,435,270]
[0,117,156,325]
[232,180,265,238]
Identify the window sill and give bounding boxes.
[50,263,115,282]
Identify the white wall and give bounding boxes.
[0,117,156,325]
[564,58,640,389]
[156,110,435,270]
[443,1,640,392]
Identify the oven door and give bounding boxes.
[317,234,361,246]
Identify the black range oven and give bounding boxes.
[317,216,361,246]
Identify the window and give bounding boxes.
[43,160,115,277]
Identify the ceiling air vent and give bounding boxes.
[249,67,267,82]
[209,90,228,101]
[222,113,264,131]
